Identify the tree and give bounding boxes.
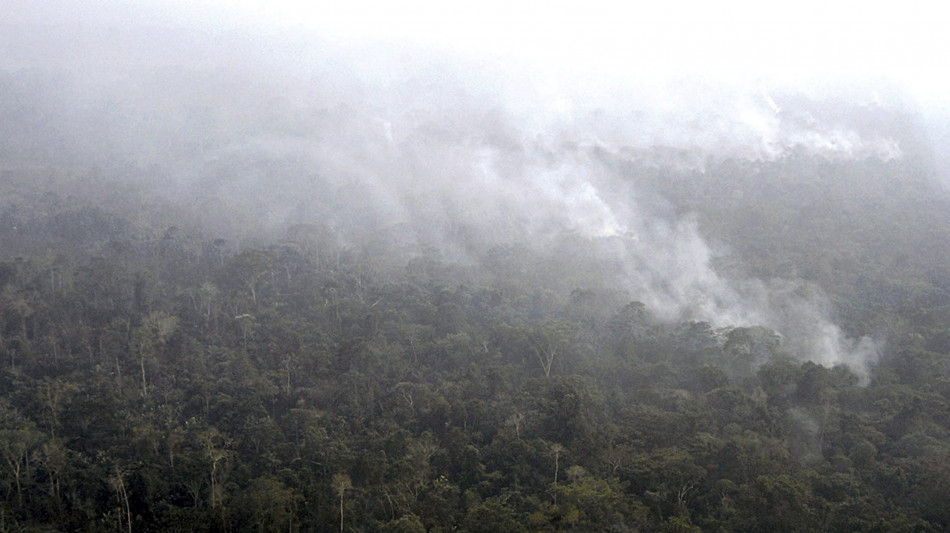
[198,427,232,511]
[226,250,275,306]
[462,496,524,533]
[234,476,301,533]
[132,310,178,398]
[332,473,352,533]
[528,320,574,378]
[0,419,43,505]
[381,513,427,533]
[108,466,133,533]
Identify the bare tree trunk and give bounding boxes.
[139,352,148,399]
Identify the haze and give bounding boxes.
[182,0,950,105]
[5,2,950,530]
[3,0,949,378]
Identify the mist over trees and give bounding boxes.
[3,1,950,531]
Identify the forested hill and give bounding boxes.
[632,151,950,341]
[2,147,950,531]
[4,6,950,529]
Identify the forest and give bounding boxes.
[2,148,950,532]
[4,2,950,531]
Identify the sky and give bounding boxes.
[164,0,950,107]
[6,0,948,108]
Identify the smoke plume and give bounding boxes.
[0,1,893,379]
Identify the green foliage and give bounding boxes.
[0,154,949,530]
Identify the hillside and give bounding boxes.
[3,2,950,531]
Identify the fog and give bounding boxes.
[5,0,949,380]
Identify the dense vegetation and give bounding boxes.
[1,151,950,532]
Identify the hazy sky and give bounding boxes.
[1,0,908,376]
[6,0,947,108]
[165,0,950,106]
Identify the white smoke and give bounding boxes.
[0,1,888,379]
[276,99,883,379]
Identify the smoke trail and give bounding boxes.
[0,3,886,379]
